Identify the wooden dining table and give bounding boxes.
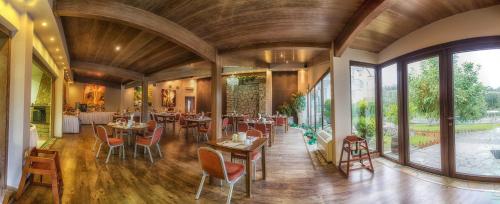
[155,112,177,134]
[244,119,276,147]
[206,137,267,198]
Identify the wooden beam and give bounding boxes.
[328,42,337,165]
[73,75,122,89]
[124,81,142,89]
[56,0,216,62]
[333,0,397,57]
[71,61,144,81]
[210,53,222,142]
[219,42,330,54]
[146,61,211,83]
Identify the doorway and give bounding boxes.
[185,96,195,113]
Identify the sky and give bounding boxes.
[380,49,500,89]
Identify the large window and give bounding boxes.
[350,64,376,150]
[453,49,500,177]
[381,63,399,159]
[322,73,332,133]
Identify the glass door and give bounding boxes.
[452,49,500,177]
[381,63,399,160]
[406,56,442,170]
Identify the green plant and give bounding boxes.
[353,99,376,139]
[277,102,293,116]
[301,124,317,145]
[324,99,331,123]
[290,92,306,114]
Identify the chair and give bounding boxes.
[134,126,164,163]
[96,126,125,163]
[179,116,196,136]
[237,123,249,132]
[338,135,374,177]
[91,121,113,150]
[231,129,263,180]
[255,123,271,147]
[196,147,245,204]
[222,118,231,136]
[275,117,287,133]
[136,120,157,138]
[197,121,211,142]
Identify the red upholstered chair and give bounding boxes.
[196,147,245,204]
[178,116,196,136]
[237,122,249,132]
[276,117,287,133]
[197,121,211,142]
[134,126,164,163]
[96,126,125,163]
[255,123,272,147]
[231,129,263,180]
[136,120,157,138]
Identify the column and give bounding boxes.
[297,69,308,124]
[329,42,337,166]
[265,70,272,115]
[53,68,64,138]
[141,80,149,122]
[7,12,33,187]
[210,53,222,141]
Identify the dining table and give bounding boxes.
[155,112,177,133]
[186,117,211,136]
[223,114,248,132]
[107,122,148,145]
[206,137,267,198]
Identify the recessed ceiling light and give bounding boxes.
[55,48,60,52]
[49,37,55,41]
[41,22,47,27]
[115,45,121,51]
[58,56,63,59]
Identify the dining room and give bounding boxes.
[4,0,500,204]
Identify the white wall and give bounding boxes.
[379,5,500,63]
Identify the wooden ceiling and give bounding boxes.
[350,0,500,52]
[56,0,500,84]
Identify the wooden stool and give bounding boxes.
[16,148,63,204]
[338,135,374,177]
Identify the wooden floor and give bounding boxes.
[16,125,500,204]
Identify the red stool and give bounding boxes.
[338,135,374,177]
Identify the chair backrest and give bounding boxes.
[150,113,156,122]
[175,113,180,120]
[115,118,127,123]
[146,120,157,132]
[96,126,109,145]
[197,147,228,181]
[254,123,267,135]
[237,123,248,132]
[179,116,186,125]
[246,129,263,138]
[150,126,164,145]
[222,118,229,127]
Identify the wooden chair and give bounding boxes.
[222,118,231,136]
[16,148,63,204]
[275,117,287,133]
[196,147,245,204]
[96,126,125,163]
[338,135,374,177]
[134,126,164,163]
[178,116,196,136]
[231,129,263,180]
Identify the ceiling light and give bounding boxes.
[115,45,121,51]
[41,22,47,27]
[49,37,55,41]
[55,48,60,52]
[58,56,63,59]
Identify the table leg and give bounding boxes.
[246,151,252,198]
[262,145,266,180]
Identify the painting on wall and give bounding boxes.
[134,85,153,107]
[161,89,176,107]
[83,84,105,110]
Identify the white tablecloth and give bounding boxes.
[30,126,39,148]
[78,112,115,125]
[63,115,80,133]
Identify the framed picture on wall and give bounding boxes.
[161,89,176,107]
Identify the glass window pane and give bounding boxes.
[382,64,399,159]
[454,49,500,176]
[407,56,441,170]
[314,83,322,130]
[323,73,332,133]
[350,66,376,150]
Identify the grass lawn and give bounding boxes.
[410,123,500,133]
